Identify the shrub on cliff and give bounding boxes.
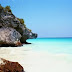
[28,29,32,32]
[17,18,27,28]
[5,6,12,13]
[17,18,24,24]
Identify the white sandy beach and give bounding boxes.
[0,47,72,72]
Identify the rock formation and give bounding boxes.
[0,58,24,72]
[0,27,22,46]
[0,5,37,46]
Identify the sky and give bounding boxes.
[0,0,72,38]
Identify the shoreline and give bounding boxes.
[0,47,72,72]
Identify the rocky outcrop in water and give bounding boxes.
[0,58,24,72]
[0,5,37,46]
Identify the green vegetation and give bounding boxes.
[17,18,32,32]
[0,4,32,32]
[17,18,24,24]
[17,18,27,28]
[0,4,12,13]
[5,6,12,13]
[28,29,32,32]
[17,18,27,29]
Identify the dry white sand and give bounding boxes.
[0,47,72,72]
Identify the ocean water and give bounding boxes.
[24,38,72,54]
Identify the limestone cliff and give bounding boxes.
[0,5,37,46]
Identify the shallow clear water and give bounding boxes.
[24,38,72,54]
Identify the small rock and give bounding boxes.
[0,58,24,72]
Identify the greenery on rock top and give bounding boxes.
[0,4,32,32]
[17,18,24,24]
[4,6,12,13]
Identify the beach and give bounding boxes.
[0,0,72,71]
[0,46,72,72]
[0,38,72,72]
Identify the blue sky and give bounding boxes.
[0,0,72,37]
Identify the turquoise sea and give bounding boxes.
[24,38,72,54]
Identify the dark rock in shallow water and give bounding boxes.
[0,58,25,72]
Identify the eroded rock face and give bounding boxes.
[0,27,22,46]
[0,58,24,72]
[0,7,37,44]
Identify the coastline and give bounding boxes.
[0,46,72,72]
